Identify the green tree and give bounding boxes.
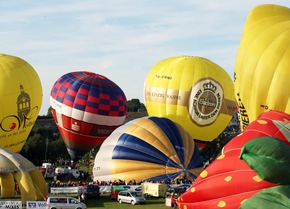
[127,99,146,112]
[21,125,70,165]
[46,107,52,117]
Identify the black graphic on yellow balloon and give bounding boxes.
[144,56,236,145]
[0,54,42,153]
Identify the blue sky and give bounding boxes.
[1,0,289,115]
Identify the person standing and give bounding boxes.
[81,193,86,203]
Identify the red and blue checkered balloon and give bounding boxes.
[50,71,127,160]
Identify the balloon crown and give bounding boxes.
[203,81,217,93]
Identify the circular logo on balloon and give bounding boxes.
[188,78,223,126]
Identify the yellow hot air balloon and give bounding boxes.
[144,56,236,145]
[0,147,48,204]
[234,4,290,131]
[0,54,42,152]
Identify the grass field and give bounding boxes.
[87,194,170,209]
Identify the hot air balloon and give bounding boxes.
[50,71,127,160]
[234,4,290,131]
[177,110,290,209]
[0,54,42,153]
[0,147,48,204]
[93,116,204,183]
[144,56,236,146]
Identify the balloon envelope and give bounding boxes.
[93,116,204,183]
[0,54,42,153]
[177,110,290,209]
[50,71,127,160]
[0,147,48,202]
[144,56,236,145]
[234,4,290,131]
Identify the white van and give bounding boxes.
[54,167,71,180]
[46,196,86,209]
[69,169,80,179]
[118,191,146,205]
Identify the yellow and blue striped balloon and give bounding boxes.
[93,116,204,183]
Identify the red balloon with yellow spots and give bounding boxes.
[177,110,290,209]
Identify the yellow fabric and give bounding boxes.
[234,4,290,130]
[14,171,36,204]
[125,118,181,164]
[29,169,48,200]
[111,160,182,182]
[144,56,236,142]
[0,54,42,152]
[0,173,15,197]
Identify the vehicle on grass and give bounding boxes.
[69,169,81,179]
[118,191,146,205]
[166,184,191,195]
[173,184,191,194]
[78,169,87,180]
[46,196,87,209]
[39,163,55,179]
[54,167,72,180]
[165,184,191,208]
[141,182,167,198]
[86,184,100,199]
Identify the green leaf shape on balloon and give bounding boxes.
[239,185,290,209]
[240,136,290,185]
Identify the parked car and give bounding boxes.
[54,167,71,180]
[118,191,146,205]
[69,169,80,179]
[174,184,191,194]
[86,184,100,199]
[46,196,87,209]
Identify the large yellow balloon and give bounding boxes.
[144,56,236,144]
[234,4,290,131]
[0,54,42,152]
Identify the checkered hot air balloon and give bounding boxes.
[50,71,127,160]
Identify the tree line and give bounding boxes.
[21,99,239,167]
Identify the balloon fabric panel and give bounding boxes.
[0,54,42,153]
[110,160,182,182]
[112,134,180,167]
[144,56,236,144]
[234,4,290,130]
[239,185,290,209]
[124,117,182,165]
[177,110,289,209]
[240,136,290,185]
[93,116,204,183]
[50,71,127,160]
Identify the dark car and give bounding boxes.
[174,184,191,194]
[86,184,100,199]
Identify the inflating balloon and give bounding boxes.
[93,116,204,183]
[177,110,290,209]
[50,71,127,160]
[0,54,42,153]
[234,4,290,131]
[0,147,48,204]
[144,56,236,145]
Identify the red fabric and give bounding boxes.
[177,111,290,209]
